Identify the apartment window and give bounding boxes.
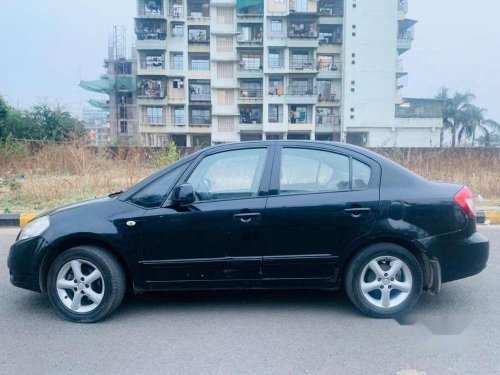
[218,116,235,132]
[172,78,184,89]
[217,35,233,52]
[271,20,282,32]
[171,23,184,37]
[217,62,234,78]
[141,54,165,70]
[146,107,164,124]
[172,106,185,125]
[191,108,211,125]
[217,7,233,24]
[268,104,283,123]
[268,76,284,95]
[170,53,183,70]
[189,54,210,70]
[120,121,128,134]
[268,49,284,68]
[119,107,128,119]
[218,90,234,105]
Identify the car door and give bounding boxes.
[262,143,380,280]
[138,145,273,286]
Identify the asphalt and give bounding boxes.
[0,226,499,375]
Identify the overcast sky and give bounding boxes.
[0,0,499,120]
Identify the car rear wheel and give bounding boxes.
[47,246,126,323]
[344,243,423,318]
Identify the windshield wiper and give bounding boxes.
[108,191,123,198]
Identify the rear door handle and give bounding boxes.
[343,208,372,217]
[233,213,261,223]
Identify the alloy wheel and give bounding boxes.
[359,256,413,309]
[56,259,105,313]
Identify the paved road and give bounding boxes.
[0,227,499,375]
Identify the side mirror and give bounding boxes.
[171,183,195,206]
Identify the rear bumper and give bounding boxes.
[416,231,489,283]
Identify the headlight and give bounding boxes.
[18,216,50,241]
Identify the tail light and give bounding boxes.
[454,186,476,218]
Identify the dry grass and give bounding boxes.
[0,143,155,212]
[376,148,500,201]
[0,143,499,213]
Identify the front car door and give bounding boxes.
[262,143,380,285]
[136,144,274,289]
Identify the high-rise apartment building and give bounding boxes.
[131,0,440,148]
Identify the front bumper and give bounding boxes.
[7,236,47,292]
[417,231,489,283]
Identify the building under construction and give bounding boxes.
[80,26,138,145]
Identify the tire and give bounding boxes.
[47,246,126,323]
[344,243,423,318]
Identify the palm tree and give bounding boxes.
[435,88,475,147]
[459,104,500,147]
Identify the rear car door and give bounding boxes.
[262,143,381,280]
[138,144,273,285]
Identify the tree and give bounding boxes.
[0,98,85,143]
[459,105,500,147]
[435,88,475,147]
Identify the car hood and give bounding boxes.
[40,197,113,218]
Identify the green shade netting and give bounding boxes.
[237,0,263,13]
[88,99,110,111]
[79,77,136,94]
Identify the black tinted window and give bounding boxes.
[352,159,371,190]
[129,166,183,208]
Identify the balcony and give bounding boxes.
[318,0,344,17]
[288,22,318,39]
[289,0,318,13]
[319,26,343,45]
[190,115,212,127]
[286,86,317,104]
[317,92,341,105]
[239,105,263,130]
[237,0,264,21]
[317,60,342,78]
[137,0,164,18]
[316,114,341,132]
[138,55,166,74]
[237,25,263,47]
[289,57,318,73]
[135,20,167,41]
[237,59,263,77]
[397,28,414,53]
[189,81,211,103]
[188,27,210,44]
[187,1,210,24]
[170,113,186,127]
[267,57,285,71]
[239,87,263,103]
[137,79,167,99]
[168,4,185,18]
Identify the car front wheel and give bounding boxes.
[47,246,126,323]
[344,243,423,318]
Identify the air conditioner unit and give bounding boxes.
[236,35,245,42]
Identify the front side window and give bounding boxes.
[187,149,268,201]
[280,148,350,194]
[129,166,184,208]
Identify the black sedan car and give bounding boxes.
[8,141,489,322]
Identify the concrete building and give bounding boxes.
[128,0,441,147]
[81,108,112,146]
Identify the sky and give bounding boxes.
[0,0,499,120]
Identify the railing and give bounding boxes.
[237,38,263,46]
[316,114,341,125]
[317,61,342,73]
[318,92,341,102]
[137,86,166,98]
[238,60,263,71]
[268,86,284,96]
[268,57,285,69]
[290,57,317,70]
[136,27,167,40]
[319,5,344,17]
[239,88,263,99]
[288,26,318,39]
[239,117,263,124]
[169,6,185,17]
[139,58,165,70]
[188,36,210,44]
[318,34,343,45]
[286,86,317,96]
[143,115,166,125]
[170,60,183,70]
[170,114,185,126]
[189,60,210,70]
[190,93,211,102]
[190,116,211,126]
[268,114,284,123]
[138,1,164,18]
[398,28,414,41]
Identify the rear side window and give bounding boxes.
[352,159,371,190]
[280,148,350,194]
[129,166,184,208]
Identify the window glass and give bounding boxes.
[352,159,371,190]
[187,149,268,201]
[280,148,349,194]
[129,166,184,208]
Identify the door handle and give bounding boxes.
[233,213,261,223]
[343,208,372,217]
